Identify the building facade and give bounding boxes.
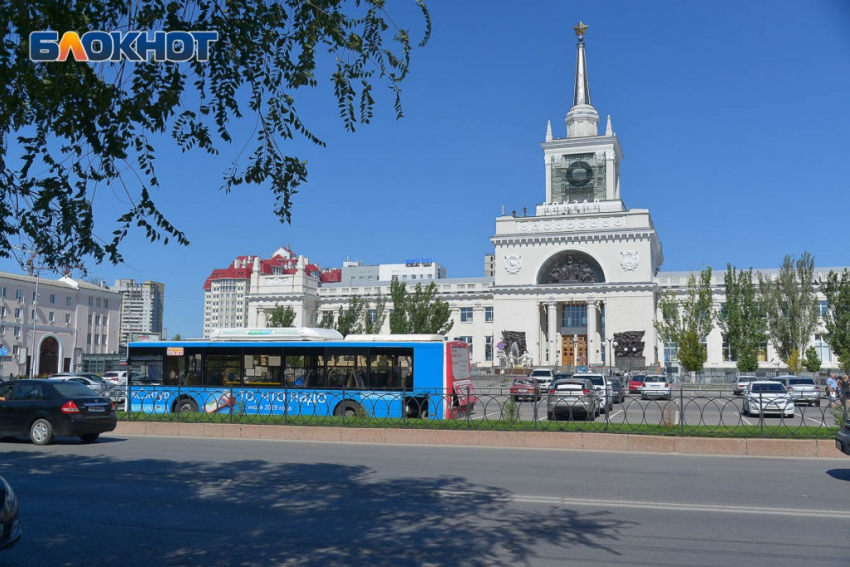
[0,272,121,376]
[114,279,165,345]
[210,27,844,376]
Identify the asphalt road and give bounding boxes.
[1,435,849,566]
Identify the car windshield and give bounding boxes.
[585,376,604,386]
[751,383,785,393]
[52,382,99,397]
[789,378,815,385]
[631,377,644,382]
[530,370,550,377]
[737,377,754,383]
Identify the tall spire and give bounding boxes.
[565,21,600,138]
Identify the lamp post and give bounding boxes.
[607,338,618,376]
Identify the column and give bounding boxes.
[587,300,598,365]
[547,301,558,367]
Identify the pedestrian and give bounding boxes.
[827,374,838,407]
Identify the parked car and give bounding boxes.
[742,381,795,418]
[529,368,556,390]
[628,374,646,394]
[49,373,108,393]
[769,376,789,388]
[572,373,612,413]
[733,376,757,395]
[102,370,128,386]
[785,376,820,406]
[0,379,117,445]
[640,375,672,400]
[546,377,599,421]
[610,378,626,404]
[0,474,21,550]
[509,377,540,402]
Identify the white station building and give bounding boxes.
[226,26,842,376]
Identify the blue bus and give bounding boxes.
[126,328,476,420]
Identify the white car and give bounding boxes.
[640,375,672,400]
[102,370,128,386]
[743,381,795,418]
[571,373,613,413]
[528,368,556,390]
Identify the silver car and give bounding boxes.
[785,376,820,406]
[49,373,108,393]
[546,378,599,421]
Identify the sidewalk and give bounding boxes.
[113,421,846,458]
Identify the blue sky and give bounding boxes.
[3,0,849,339]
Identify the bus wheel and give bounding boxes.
[334,401,362,418]
[175,398,199,414]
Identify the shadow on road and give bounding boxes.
[0,445,635,567]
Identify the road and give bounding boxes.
[1,434,849,566]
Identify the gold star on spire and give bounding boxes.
[573,21,588,37]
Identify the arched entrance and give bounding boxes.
[37,336,60,376]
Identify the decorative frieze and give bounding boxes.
[517,217,626,233]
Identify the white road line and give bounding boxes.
[504,495,850,519]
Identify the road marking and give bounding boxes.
[506,495,850,519]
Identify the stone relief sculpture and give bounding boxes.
[613,331,645,357]
[547,254,599,284]
[620,250,639,272]
[497,330,531,368]
[504,254,522,275]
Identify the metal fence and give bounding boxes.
[115,381,849,438]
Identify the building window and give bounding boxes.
[14,326,21,337]
[485,307,494,322]
[815,334,832,364]
[48,311,55,323]
[32,291,36,302]
[94,334,100,345]
[30,309,35,320]
[15,289,22,301]
[103,315,108,325]
[87,333,92,344]
[102,334,107,345]
[14,308,20,320]
[460,307,473,322]
[95,315,101,325]
[0,287,5,298]
[0,306,5,318]
[561,304,587,328]
[66,297,72,306]
[88,314,93,324]
[757,343,768,362]
[96,298,101,307]
[104,299,109,308]
[820,300,829,319]
[485,336,493,362]
[12,345,18,355]
[65,313,71,325]
[49,294,55,304]
[664,342,678,362]
[88,297,93,306]
[721,335,736,362]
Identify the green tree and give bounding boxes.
[804,346,821,373]
[718,265,768,373]
[363,291,388,334]
[822,268,850,373]
[317,311,335,330]
[335,295,367,337]
[0,1,430,272]
[266,304,296,327]
[172,333,182,341]
[389,280,454,335]
[786,348,803,375]
[758,252,819,363]
[654,268,714,373]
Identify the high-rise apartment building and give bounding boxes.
[114,279,165,345]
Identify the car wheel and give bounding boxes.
[175,398,199,414]
[334,401,363,418]
[30,418,54,445]
[80,433,100,444]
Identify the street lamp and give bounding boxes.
[607,338,618,376]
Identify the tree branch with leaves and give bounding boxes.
[654,268,715,373]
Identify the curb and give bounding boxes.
[112,422,846,458]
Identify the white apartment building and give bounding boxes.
[0,272,121,376]
[114,279,165,345]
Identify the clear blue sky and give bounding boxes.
[3,0,849,339]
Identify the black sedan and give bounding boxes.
[0,474,21,550]
[0,379,117,445]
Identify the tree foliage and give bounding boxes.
[786,348,803,375]
[758,252,819,363]
[266,303,296,327]
[718,265,768,373]
[0,0,430,272]
[389,280,453,335]
[821,268,850,373]
[335,295,367,337]
[804,346,821,373]
[363,291,388,334]
[654,268,714,373]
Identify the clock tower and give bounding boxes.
[490,22,664,370]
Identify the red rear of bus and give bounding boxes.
[445,340,477,418]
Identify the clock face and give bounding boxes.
[551,153,607,203]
